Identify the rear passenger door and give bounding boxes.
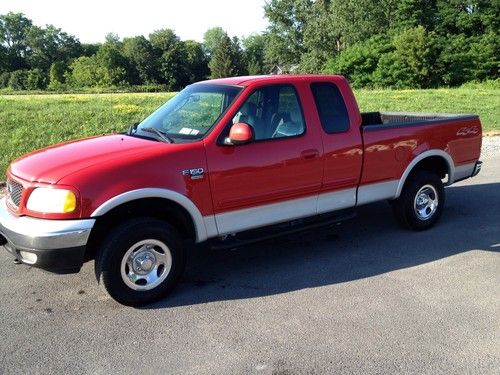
[310,82,364,213]
[206,84,324,235]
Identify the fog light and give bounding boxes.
[19,251,37,264]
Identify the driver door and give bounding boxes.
[205,84,324,235]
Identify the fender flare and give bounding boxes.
[395,150,455,198]
[90,188,210,242]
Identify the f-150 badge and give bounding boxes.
[182,168,204,179]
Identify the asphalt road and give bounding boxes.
[0,154,499,375]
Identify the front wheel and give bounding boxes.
[392,171,445,231]
[95,218,186,306]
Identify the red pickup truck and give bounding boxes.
[0,75,482,305]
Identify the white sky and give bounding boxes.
[0,0,269,43]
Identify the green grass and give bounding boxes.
[0,86,498,175]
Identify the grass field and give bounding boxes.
[0,86,498,175]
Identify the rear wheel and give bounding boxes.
[392,171,445,230]
[95,218,186,306]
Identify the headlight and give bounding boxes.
[26,188,77,213]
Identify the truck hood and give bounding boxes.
[10,135,161,184]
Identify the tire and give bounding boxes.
[95,218,186,306]
[392,171,445,231]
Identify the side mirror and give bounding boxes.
[225,122,254,145]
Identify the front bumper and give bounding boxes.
[0,198,95,273]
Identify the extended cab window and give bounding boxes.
[311,82,350,133]
[232,85,305,140]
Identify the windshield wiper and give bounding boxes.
[140,127,175,143]
[128,122,139,135]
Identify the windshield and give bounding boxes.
[135,84,242,142]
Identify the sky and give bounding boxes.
[0,0,269,43]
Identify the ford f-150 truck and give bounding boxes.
[0,75,482,305]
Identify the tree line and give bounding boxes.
[0,1,498,91]
[265,0,498,88]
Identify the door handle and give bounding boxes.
[301,149,319,160]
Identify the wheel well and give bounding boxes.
[84,198,196,261]
[409,156,449,180]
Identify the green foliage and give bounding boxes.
[0,12,32,70]
[203,27,228,57]
[8,69,27,90]
[48,61,66,89]
[122,36,156,84]
[2,2,499,92]
[149,29,190,90]
[26,24,81,72]
[96,34,130,86]
[209,35,246,79]
[393,0,438,30]
[242,34,267,75]
[264,0,313,68]
[26,68,47,90]
[0,71,10,88]
[374,27,439,89]
[66,56,106,87]
[184,40,209,82]
[324,35,392,88]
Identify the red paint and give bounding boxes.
[5,75,482,221]
[228,123,254,144]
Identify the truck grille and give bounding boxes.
[6,178,24,208]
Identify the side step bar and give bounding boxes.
[209,209,356,251]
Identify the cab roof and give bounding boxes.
[195,74,345,87]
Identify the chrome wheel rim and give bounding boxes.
[414,184,439,220]
[120,239,172,291]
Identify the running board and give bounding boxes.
[209,209,356,250]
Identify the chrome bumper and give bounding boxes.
[0,198,95,272]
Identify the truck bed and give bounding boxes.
[361,112,479,130]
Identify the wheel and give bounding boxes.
[95,218,186,306]
[392,171,445,231]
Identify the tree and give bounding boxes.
[150,29,189,90]
[300,0,341,72]
[0,12,32,70]
[202,27,227,57]
[323,35,392,88]
[26,25,81,72]
[26,68,47,89]
[123,36,157,84]
[184,40,209,83]
[0,71,9,88]
[209,35,245,78]
[0,44,7,72]
[264,0,313,68]
[48,61,66,89]
[8,69,28,90]
[435,0,500,36]
[96,33,129,86]
[81,43,100,57]
[331,0,398,46]
[242,34,267,75]
[373,27,439,88]
[393,0,438,31]
[66,55,106,87]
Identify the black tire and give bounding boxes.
[95,218,186,306]
[392,171,445,231]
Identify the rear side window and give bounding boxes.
[311,82,350,133]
